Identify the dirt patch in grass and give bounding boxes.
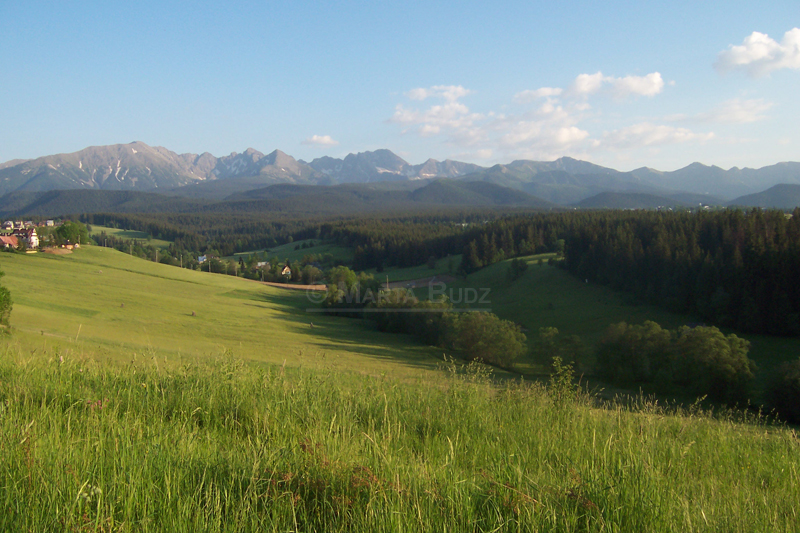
[41,247,72,255]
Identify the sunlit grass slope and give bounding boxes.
[0,247,443,377]
[1,350,797,532]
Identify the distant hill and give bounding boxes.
[228,180,556,213]
[0,179,557,218]
[0,158,29,170]
[727,184,800,209]
[0,189,212,217]
[410,180,555,208]
[576,192,692,209]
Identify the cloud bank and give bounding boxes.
[716,28,800,77]
[392,72,709,162]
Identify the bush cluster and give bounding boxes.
[596,321,756,404]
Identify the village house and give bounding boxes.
[281,264,292,277]
[2,221,13,230]
[0,235,18,249]
[13,228,39,248]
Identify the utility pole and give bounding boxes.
[155,249,158,263]
[180,255,183,268]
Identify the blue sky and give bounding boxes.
[2,1,799,171]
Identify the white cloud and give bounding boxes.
[390,74,698,162]
[405,85,472,102]
[716,28,800,76]
[696,98,773,123]
[570,72,606,96]
[608,72,664,97]
[565,71,664,98]
[513,87,563,103]
[392,87,485,145]
[601,123,714,150]
[302,135,339,146]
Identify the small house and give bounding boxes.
[2,221,13,230]
[13,228,39,248]
[281,265,292,277]
[0,235,18,249]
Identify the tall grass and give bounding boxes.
[1,341,798,532]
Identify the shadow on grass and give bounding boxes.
[252,288,445,375]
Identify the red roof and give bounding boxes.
[0,236,18,247]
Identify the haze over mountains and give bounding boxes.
[2,141,800,215]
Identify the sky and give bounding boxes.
[1,1,799,171]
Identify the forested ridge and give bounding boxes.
[562,209,800,336]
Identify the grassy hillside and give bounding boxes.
[227,239,354,265]
[0,246,443,378]
[89,224,173,249]
[1,245,799,531]
[1,344,797,531]
[365,254,462,283]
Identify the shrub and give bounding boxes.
[595,321,756,404]
[595,321,671,384]
[765,358,800,423]
[672,326,755,404]
[532,327,585,371]
[443,312,526,368]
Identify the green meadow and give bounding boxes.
[366,254,463,283]
[1,247,799,531]
[89,225,173,250]
[0,247,443,378]
[228,240,354,265]
[2,337,798,531]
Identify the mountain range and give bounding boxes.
[2,142,800,212]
